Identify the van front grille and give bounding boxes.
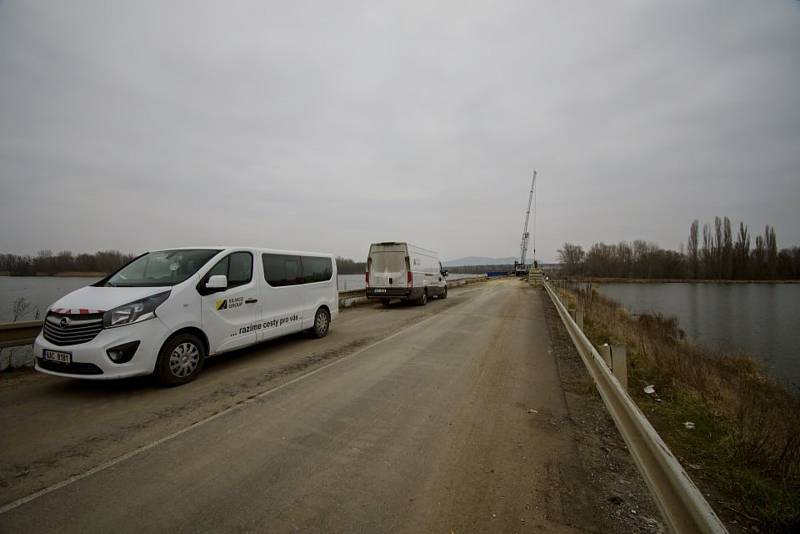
[43,312,104,346]
[37,358,103,375]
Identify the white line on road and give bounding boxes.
[0,311,448,515]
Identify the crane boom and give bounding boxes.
[518,170,537,270]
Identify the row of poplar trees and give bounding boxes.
[686,217,779,280]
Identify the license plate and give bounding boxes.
[374,288,387,293]
[43,349,71,364]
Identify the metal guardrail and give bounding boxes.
[542,280,727,534]
[0,277,491,349]
[0,320,43,349]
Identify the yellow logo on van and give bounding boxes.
[215,299,228,311]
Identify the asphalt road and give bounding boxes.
[1,278,616,533]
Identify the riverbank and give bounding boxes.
[561,276,800,285]
[560,287,800,531]
[0,272,107,278]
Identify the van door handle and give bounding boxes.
[245,298,258,304]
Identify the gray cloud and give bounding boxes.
[1,0,799,262]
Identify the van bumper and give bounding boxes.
[366,287,424,301]
[33,318,170,380]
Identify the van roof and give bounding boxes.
[152,246,335,258]
[369,242,438,256]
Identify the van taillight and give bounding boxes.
[365,271,369,286]
[407,271,413,287]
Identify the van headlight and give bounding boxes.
[103,291,171,328]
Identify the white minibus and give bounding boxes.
[33,247,339,385]
[365,242,448,305]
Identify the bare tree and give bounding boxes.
[701,223,713,279]
[557,243,585,275]
[722,217,733,279]
[12,297,32,322]
[753,235,766,279]
[766,225,778,279]
[713,216,723,279]
[687,220,699,279]
[734,222,750,279]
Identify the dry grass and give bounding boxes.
[558,284,800,531]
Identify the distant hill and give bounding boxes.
[444,256,522,267]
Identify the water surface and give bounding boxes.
[597,283,800,387]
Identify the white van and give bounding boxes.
[33,247,339,385]
[365,242,448,305]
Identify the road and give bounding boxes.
[1,278,641,533]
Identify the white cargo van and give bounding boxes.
[365,242,448,305]
[33,247,338,385]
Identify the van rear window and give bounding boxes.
[302,256,333,283]
[369,251,406,273]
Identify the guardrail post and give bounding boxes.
[611,345,628,389]
[599,343,612,368]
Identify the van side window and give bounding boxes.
[302,256,332,283]
[228,252,253,286]
[207,256,228,278]
[263,253,302,287]
[204,252,252,289]
[285,257,301,284]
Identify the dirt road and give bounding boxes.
[0,278,659,533]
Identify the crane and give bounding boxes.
[514,170,537,276]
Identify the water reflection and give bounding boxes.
[598,283,800,387]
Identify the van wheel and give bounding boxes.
[417,291,428,306]
[440,286,448,299]
[155,333,205,386]
[309,307,330,338]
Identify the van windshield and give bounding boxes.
[370,251,406,273]
[102,249,221,287]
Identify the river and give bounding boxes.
[0,273,479,323]
[597,283,800,387]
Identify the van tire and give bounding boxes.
[417,291,428,306]
[440,286,447,299]
[309,307,330,338]
[155,333,205,386]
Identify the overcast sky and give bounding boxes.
[1,1,798,262]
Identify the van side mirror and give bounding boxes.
[441,270,449,277]
[206,275,228,289]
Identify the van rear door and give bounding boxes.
[368,243,409,288]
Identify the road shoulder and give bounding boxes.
[542,287,665,533]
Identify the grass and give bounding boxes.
[559,285,800,531]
